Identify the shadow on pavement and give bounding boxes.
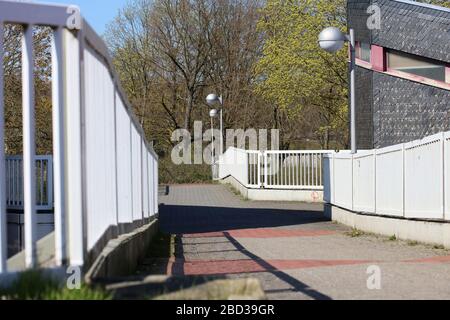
[160,204,332,300]
[160,204,328,234]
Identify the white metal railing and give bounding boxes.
[6,156,53,211]
[324,131,450,221]
[0,1,159,273]
[218,148,336,189]
[264,151,332,190]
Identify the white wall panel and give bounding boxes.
[333,155,353,210]
[116,96,133,224]
[376,146,404,217]
[84,45,117,250]
[131,126,142,221]
[353,152,375,213]
[404,134,444,219]
[445,132,450,220]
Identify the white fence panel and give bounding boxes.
[115,96,133,225]
[152,155,158,215]
[445,132,450,220]
[353,151,375,213]
[84,44,118,250]
[404,134,444,219]
[142,151,149,219]
[218,148,248,186]
[375,145,404,216]
[131,126,143,222]
[333,154,353,209]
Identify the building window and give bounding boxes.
[386,50,446,82]
[356,42,371,63]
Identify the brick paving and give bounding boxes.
[157,184,450,300]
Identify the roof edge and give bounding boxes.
[393,0,450,14]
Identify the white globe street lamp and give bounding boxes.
[206,94,224,156]
[318,27,357,154]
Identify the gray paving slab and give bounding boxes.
[157,184,450,300]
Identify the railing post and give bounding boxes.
[373,149,377,214]
[52,27,66,265]
[263,151,268,188]
[22,24,38,268]
[63,29,85,267]
[402,143,406,218]
[0,22,7,273]
[441,132,445,219]
[351,154,354,212]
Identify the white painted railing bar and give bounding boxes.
[0,1,159,274]
[0,21,7,273]
[52,26,65,266]
[22,24,37,268]
[218,148,337,190]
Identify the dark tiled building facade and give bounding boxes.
[348,0,450,149]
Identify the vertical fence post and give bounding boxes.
[373,149,377,214]
[63,29,85,267]
[52,27,66,265]
[351,154,354,212]
[402,143,406,218]
[441,132,445,219]
[263,151,267,189]
[0,22,7,273]
[257,152,261,188]
[22,25,37,268]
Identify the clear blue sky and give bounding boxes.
[39,0,127,35]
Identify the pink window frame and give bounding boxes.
[353,43,450,90]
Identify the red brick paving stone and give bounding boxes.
[169,258,374,276]
[182,228,336,239]
[404,255,450,264]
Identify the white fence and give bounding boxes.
[324,131,450,221]
[6,156,53,211]
[0,1,158,273]
[218,148,336,190]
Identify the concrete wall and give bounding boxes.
[220,176,323,203]
[325,205,450,249]
[348,0,450,149]
[85,218,159,281]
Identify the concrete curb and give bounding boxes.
[325,205,450,248]
[220,176,323,203]
[85,218,159,283]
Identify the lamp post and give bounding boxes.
[318,27,357,154]
[206,93,224,155]
[209,108,218,163]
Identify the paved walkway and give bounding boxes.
[157,184,450,300]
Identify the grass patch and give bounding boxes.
[345,228,365,238]
[407,240,419,246]
[388,235,397,241]
[0,270,111,300]
[433,244,445,250]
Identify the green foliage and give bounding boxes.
[0,270,111,300]
[254,0,349,149]
[159,157,212,184]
